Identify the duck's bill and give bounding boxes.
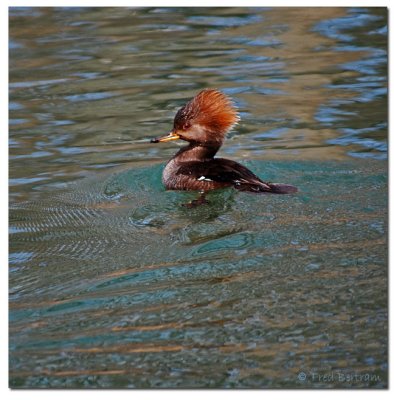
[150,132,180,143]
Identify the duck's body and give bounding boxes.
[151,89,297,195]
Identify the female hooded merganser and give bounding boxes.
[151,89,297,195]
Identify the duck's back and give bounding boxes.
[163,158,297,194]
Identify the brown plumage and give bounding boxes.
[174,89,239,138]
[151,89,298,195]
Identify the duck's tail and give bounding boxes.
[236,182,298,194]
[267,183,298,194]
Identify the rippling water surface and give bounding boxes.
[9,7,387,388]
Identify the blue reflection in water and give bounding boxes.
[313,8,387,159]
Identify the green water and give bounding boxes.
[9,7,387,388]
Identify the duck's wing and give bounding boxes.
[176,158,297,194]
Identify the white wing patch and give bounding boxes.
[197,176,212,182]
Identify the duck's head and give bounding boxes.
[151,89,239,146]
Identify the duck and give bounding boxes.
[151,89,297,195]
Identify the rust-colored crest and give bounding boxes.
[174,89,239,135]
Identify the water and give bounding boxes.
[9,7,387,388]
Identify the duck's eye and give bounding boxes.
[183,122,191,130]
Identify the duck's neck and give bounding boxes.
[172,142,221,162]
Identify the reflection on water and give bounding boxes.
[9,7,387,388]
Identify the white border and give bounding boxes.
[4,1,393,6]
